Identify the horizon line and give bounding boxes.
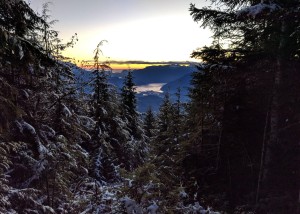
[79,59,199,65]
[108,60,199,65]
[76,60,200,71]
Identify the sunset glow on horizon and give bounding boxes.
[79,60,195,71]
[27,0,213,69]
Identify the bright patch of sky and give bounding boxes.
[27,0,212,65]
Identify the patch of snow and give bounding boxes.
[193,202,205,212]
[61,119,71,127]
[147,202,159,214]
[236,2,281,19]
[125,178,134,187]
[78,115,96,128]
[74,144,89,158]
[57,135,66,142]
[80,205,92,214]
[179,190,188,198]
[41,205,55,213]
[62,104,72,117]
[101,107,107,115]
[207,206,221,214]
[41,124,56,137]
[21,89,29,99]
[18,44,24,60]
[28,64,34,74]
[16,120,36,135]
[121,197,143,214]
[38,142,49,159]
[102,190,115,201]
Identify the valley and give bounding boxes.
[74,64,196,112]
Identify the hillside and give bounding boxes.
[124,64,195,85]
[73,64,195,112]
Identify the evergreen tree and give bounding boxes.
[120,70,148,169]
[87,41,122,182]
[187,0,300,212]
[156,92,173,137]
[172,87,184,141]
[0,1,94,212]
[149,92,183,210]
[144,106,156,140]
[90,41,111,138]
[121,70,138,136]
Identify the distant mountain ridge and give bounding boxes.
[161,73,192,99]
[73,64,198,112]
[120,65,195,85]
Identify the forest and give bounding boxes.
[0,0,299,213]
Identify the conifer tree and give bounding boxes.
[90,41,111,138]
[188,0,300,212]
[87,41,122,182]
[148,92,183,209]
[121,70,138,136]
[0,1,91,212]
[144,107,156,140]
[172,88,184,141]
[156,92,173,137]
[120,70,147,169]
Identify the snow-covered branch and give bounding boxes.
[236,2,281,19]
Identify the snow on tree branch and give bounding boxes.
[236,2,281,19]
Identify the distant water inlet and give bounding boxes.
[135,83,166,93]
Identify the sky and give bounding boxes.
[27,0,213,69]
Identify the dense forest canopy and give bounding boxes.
[0,0,299,213]
[188,0,300,213]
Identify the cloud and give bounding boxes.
[108,60,198,65]
[78,59,199,71]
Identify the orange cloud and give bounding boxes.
[76,60,196,71]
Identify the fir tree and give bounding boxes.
[156,92,173,137]
[121,70,138,136]
[144,106,156,140]
[87,41,122,182]
[0,1,93,212]
[187,0,300,212]
[120,70,148,169]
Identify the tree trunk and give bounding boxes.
[298,189,300,213]
[262,19,287,196]
[256,109,269,204]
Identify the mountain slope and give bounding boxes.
[120,65,196,85]
[73,65,196,112]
